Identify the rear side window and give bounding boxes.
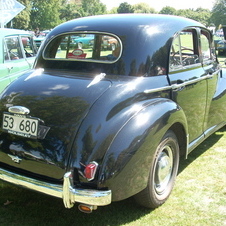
[43,33,121,63]
[169,29,200,72]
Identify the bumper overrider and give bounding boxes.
[0,168,112,209]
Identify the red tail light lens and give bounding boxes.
[84,162,98,181]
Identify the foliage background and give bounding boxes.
[7,0,226,31]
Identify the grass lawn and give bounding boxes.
[0,56,225,226]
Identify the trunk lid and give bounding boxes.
[0,69,111,180]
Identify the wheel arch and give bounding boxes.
[98,99,188,201]
[169,122,187,159]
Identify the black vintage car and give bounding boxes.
[0,14,225,213]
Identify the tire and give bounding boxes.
[134,130,179,209]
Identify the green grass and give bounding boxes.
[0,56,225,226]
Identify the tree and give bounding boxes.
[159,6,177,15]
[78,0,107,17]
[176,8,211,26]
[133,3,155,13]
[192,8,211,26]
[108,7,118,14]
[59,1,81,22]
[211,0,226,28]
[176,9,195,19]
[30,0,62,30]
[117,2,134,13]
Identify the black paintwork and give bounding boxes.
[0,14,226,202]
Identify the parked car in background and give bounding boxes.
[215,29,224,37]
[216,25,226,55]
[34,30,50,48]
[34,36,46,48]
[74,34,94,49]
[0,14,225,213]
[59,35,81,50]
[60,34,117,51]
[216,39,226,55]
[60,35,94,50]
[102,35,118,50]
[0,28,37,93]
[213,34,223,49]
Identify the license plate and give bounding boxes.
[2,113,39,139]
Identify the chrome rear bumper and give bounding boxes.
[0,168,111,208]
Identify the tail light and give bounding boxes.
[84,161,98,181]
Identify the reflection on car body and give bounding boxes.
[0,14,226,213]
[217,39,226,55]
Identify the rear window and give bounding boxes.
[43,33,122,63]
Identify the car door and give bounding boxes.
[168,28,208,146]
[4,35,31,82]
[0,35,35,93]
[199,28,224,133]
[0,40,12,92]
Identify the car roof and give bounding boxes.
[49,14,205,38]
[37,14,207,76]
[0,28,31,37]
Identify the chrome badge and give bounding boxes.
[8,154,22,164]
[8,106,30,115]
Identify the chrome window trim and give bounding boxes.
[169,62,202,73]
[42,31,122,64]
[169,28,202,73]
[144,70,220,94]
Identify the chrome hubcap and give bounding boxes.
[155,146,173,194]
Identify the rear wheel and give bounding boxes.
[134,130,179,208]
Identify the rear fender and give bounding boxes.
[98,98,188,201]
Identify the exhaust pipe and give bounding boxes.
[78,204,97,213]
